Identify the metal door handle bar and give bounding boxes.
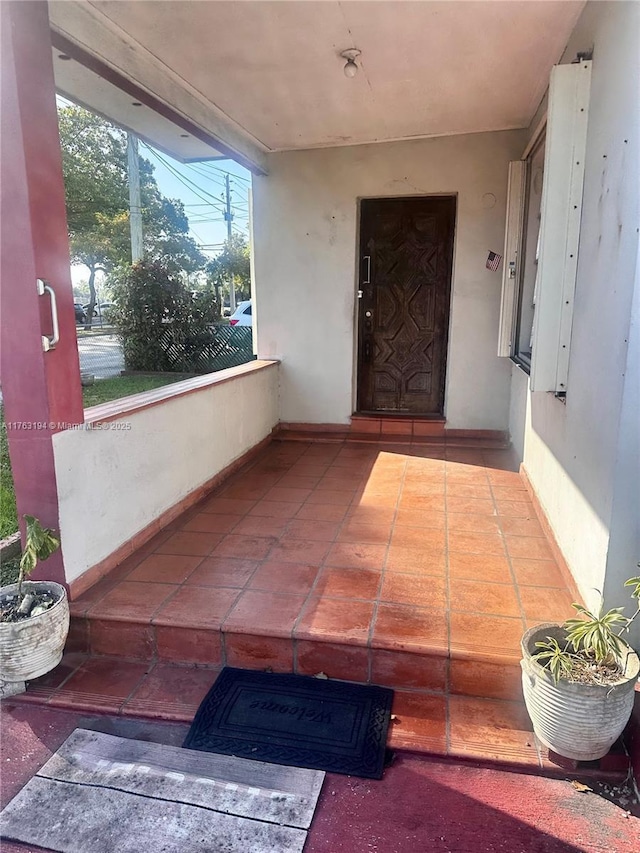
[37,278,59,352]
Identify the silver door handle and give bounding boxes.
[37,278,60,352]
[363,255,371,285]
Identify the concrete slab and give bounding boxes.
[39,729,323,829]
[0,728,324,852]
[0,777,305,853]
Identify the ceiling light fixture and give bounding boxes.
[340,49,361,78]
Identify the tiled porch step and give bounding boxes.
[13,653,630,783]
[351,415,447,439]
[68,611,523,703]
[279,418,509,444]
[275,427,510,448]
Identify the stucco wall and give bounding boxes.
[252,130,525,428]
[53,362,280,583]
[511,0,640,640]
[508,363,529,464]
[605,237,640,644]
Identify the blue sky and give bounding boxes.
[140,144,252,257]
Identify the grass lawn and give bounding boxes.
[82,373,190,407]
[1,555,20,587]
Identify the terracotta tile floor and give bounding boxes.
[16,438,596,773]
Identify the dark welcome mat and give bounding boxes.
[183,668,394,780]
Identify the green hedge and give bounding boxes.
[109,261,253,373]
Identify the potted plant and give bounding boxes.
[521,574,640,761]
[0,516,69,683]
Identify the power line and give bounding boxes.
[196,161,252,186]
[140,142,251,248]
[141,142,227,214]
[189,225,206,244]
[183,161,228,191]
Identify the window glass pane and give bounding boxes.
[244,304,252,316]
[515,135,545,364]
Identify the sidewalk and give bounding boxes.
[1,702,637,853]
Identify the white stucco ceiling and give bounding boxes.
[50,0,585,160]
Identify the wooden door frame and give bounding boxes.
[353,194,457,417]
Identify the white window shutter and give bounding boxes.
[530,60,591,392]
[497,160,527,357]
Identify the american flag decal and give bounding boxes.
[486,251,502,271]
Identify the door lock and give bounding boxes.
[365,310,372,318]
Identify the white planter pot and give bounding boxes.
[521,623,640,761]
[0,581,69,682]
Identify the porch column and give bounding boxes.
[1,1,83,583]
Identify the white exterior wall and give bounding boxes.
[252,130,525,427]
[53,363,279,583]
[606,239,640,642]
[508,363,529,463]
[511,1,640,641]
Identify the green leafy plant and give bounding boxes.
[17,516,60,599]
[531,636,577,683]
[110,261,220,373]
[110,261,252,374]
[533,573,640,684]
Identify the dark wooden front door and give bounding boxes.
[357,196,456,415]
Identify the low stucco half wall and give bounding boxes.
[53,361,279,584]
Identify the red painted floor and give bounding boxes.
[1,702,638,853]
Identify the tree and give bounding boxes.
[57,105,205,327]
[206,234,251,309]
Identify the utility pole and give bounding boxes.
[127,133,143,263]
[224,173,236,313]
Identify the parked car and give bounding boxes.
[74,303,86,325]
[82,301,117,323]
[229,300,252,327]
